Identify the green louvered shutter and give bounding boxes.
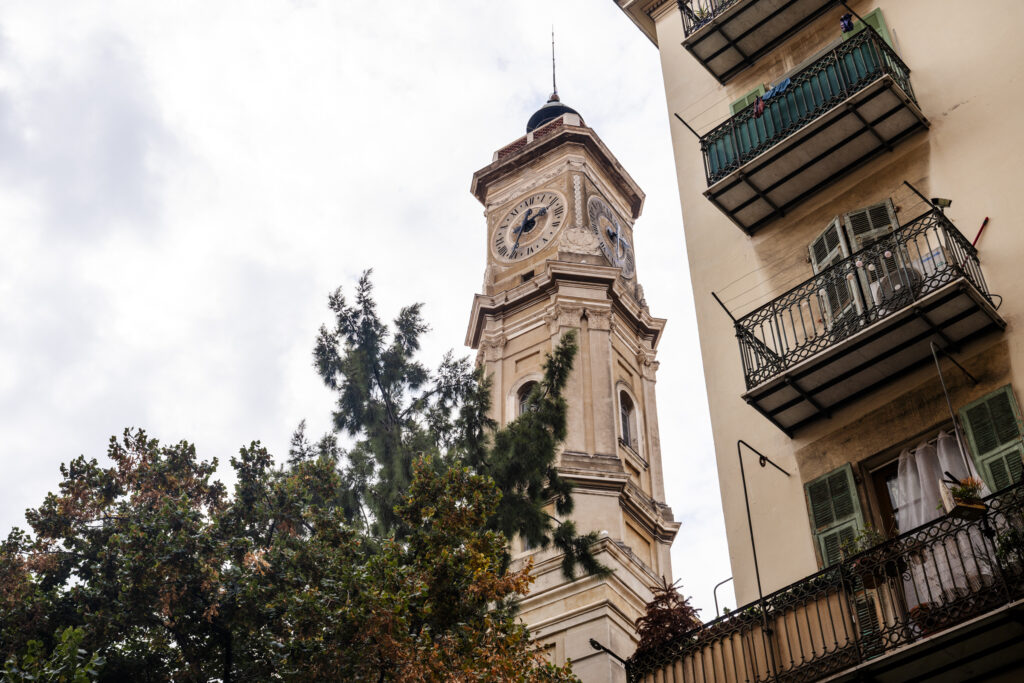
[961,386,1024,492]
[809,217,856,330]
[842,8,893,48]
[806,465,864,567]
[729,85,766,115]
[855,594,884,657]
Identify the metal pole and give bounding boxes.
[713,576,734,618]
[930,341,978,477]
[589,638,627,666]
[712,290,738,323]
[737,440,790,678]
[673,112,702,141]
[903,180,938,212]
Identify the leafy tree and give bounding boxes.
[1,432,576,681]
[2,627,103,683]
[0,275,597,681]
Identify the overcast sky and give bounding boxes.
[0,1,735,618]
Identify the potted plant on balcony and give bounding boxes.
[841,527,904,589]
[940,475,987,520]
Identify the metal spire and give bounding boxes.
[551,26,558,100]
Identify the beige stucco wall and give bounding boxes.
[648,0,1024,605]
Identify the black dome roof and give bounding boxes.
[526,93,580,133]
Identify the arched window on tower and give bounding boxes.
[518,381,539,417]
[620,391,637,450]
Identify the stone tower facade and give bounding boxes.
[465,96,680,681]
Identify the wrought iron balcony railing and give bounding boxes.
[628,481,1024,682]
[736,209,993,392]
[701,29,916,187]
[679,0,742,36]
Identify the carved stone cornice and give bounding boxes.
[466,261,666,349]
[472,125,645,220]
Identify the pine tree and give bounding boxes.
[312,270,606,578]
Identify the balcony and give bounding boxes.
[735,209,1003,435]
[627,482,1024,682]
[680,0,843,84]
[701,29,927,235]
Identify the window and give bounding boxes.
[729,85,765,115]
[842,8,892,48]
[870,460,901,536]
[517,381,538,417]
[804,464,864,567]
[961,385,1024,492]
[619,391,636,450]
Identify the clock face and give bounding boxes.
[587,195,635,279]
[491,191,566,262]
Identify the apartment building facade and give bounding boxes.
[615,1,1024,680]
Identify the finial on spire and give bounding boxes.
[550,26,559,102]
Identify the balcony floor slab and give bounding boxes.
[683,0,844,84]
[742,279,1005,435]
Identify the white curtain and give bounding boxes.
[896,431,995,612]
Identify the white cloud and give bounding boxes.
[0,0,734,618]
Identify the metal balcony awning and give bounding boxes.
[706,75,928,235]
[682,0,844,84]
[744,279,1005,435]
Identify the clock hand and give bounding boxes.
[511,216,528,257]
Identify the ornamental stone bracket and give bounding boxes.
[636,348,659,381]
[479,333,508,362]
[584,307,612,332]
[546,303,585,334]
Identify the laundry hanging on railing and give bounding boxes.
[753,96,765,118]
[896,431,994,614]
[840,13,855,33]
[761,78,791,102]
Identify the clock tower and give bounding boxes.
[467,93,680,682]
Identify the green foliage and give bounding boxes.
[313,270,607,578]
[2,627,103,683]
[0,433,576,681]
[839,525,887,559]
[634,579,701,655]
[0,273,593,681]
